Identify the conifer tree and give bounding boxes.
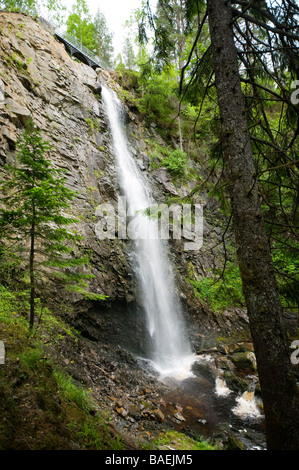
[93,8,114,67]
[0,121,104,330]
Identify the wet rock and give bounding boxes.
[117,349,138,366]
[192,361,217,383]
[137,158,146,171]
[228,352,257,371]
[217,342,230,355]
[150,409,165,423]
[173,412,186,422]
[223,371,248,394]
[127,404,142,421]
[231,342,254,353]
[152,168,179,195]
[215,356,235,371]
[196,347,218,355]
[226,433,247,451]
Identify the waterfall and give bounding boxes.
[101,85,194,378]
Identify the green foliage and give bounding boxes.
[5,51,27,71]
[66,13,97,51]
[53,369,91,413]
[93,8,114,67]
[272,241,299,309]
[138,71,178,124]
[0,0,38,15]
[44,0,67,26]
[0,285,29,330]
[19,347,44,369]
[188,262,245,312]
[152,430,217,451]
[115,67,140,91]
[75,423,104,449]
[65,2,114,66]
[162,148,188,176]
[0,0,67,24]
[39,305,79,342]
[122,36,136,70]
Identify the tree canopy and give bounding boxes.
[65,0,114,66]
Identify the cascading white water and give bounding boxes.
[101,85,194,378]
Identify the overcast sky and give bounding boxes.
[60,0,158,57]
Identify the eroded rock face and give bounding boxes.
[1,18,123,259]
[0,12,252,355]
[0,11,135,329]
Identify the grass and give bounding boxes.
[0,285,125,450]
[152,431,217,450]
[53,369,92,413]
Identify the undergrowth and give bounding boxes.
[0,286,124,450]
[151,430,217,451]
[187,262,245,312]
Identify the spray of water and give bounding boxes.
[101,85,194,378]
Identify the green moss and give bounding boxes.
[152,431,216,450]
[6,52,27,71]
[19,347,44,370]
[85,117,94,134]
[85,117,100,135]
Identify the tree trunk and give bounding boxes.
[178,111,183,151]
[206,0,299,450]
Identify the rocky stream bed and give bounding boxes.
[46,323,267,451]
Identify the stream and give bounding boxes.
[137,354,266,450]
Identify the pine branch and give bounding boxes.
[231,7,299,41]
[179,10,208,95]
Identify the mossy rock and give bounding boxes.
[223,371,248,393]
[226,433,247,451]
[228,352,257,371]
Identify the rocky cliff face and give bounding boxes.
[0,11,251,356]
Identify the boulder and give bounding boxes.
[223,371,249,393]
[228,351,257,371]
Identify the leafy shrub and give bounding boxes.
[189,262,245,312]
[162,149,188,176]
